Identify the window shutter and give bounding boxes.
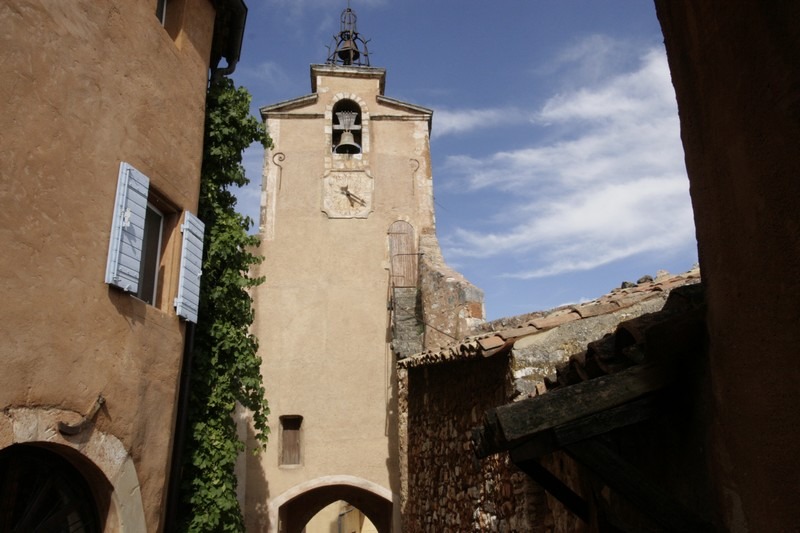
[175,211,205,323]
[105,162,149,293]
[388,220,417,288]
[280,416,303,465]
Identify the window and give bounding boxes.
[332,99,362,154]
[106,162,205,322]
[280,415,303,466]
[155,0,185,41]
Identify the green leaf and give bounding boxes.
[177,75,271,532]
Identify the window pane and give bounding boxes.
[137,205,163,305]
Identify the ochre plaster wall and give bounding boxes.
[0,0,215,528]
[248,66,437,532]
[655,2,800,530]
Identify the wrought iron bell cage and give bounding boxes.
[326,6,371,66]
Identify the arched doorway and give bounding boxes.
[0,444,108,532]
[271,476,394,533]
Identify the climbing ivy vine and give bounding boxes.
[179,75,270,532]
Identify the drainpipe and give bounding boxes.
[164,0,248,526]
[210,0,248,82]
[164,321,196,531]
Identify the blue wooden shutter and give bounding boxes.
[175,211,205,323]
[105,162,149,293]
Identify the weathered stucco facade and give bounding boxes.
[0,0,242,529]
[654,2,800,530]
[246,52,482,530]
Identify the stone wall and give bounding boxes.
[418,234,485,351]
[399,354,549,532]
[391,287,424,359]
[508,295,672,397]
[399,271,701,531]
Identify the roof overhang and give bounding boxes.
[210,0,248,77]
[259,94,320,119]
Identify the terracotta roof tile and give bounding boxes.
[607,292,656,310]
[477,335,505,351]
[655,277,694,291]
[542,283,705,393]
[496,325,539,340]
[573,301,621,319]
[398,267,701,369]
[529,310,580,329]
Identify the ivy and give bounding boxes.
[179,76,271,532]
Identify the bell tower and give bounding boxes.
[244,6,483,532]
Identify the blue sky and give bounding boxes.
[232,0,698,320]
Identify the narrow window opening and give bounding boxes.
[280,415,303,466]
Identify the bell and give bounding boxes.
[334,131,361,154]
[336,39,360,64]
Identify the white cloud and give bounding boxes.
[544,34,633,85]
[440,40,695,279]
[237,61,292,92]
[432,107,528,138]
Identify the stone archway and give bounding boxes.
[269,475,394,533]
[0,443,107,531]
[0,406,147,532]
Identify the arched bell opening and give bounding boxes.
[332,99,363,155]
[0,443,113,532]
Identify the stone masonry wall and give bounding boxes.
[399,270,701,531]
[418,234,485,351]
[392,287,424,359]
[400,354,550,532]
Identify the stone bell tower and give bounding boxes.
[243,6,483,532]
